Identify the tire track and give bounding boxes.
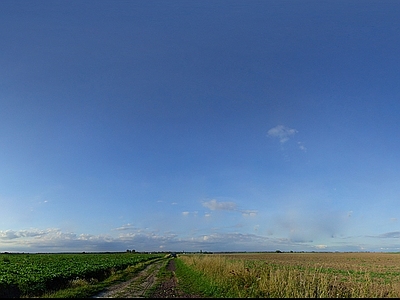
[92,259,165,298]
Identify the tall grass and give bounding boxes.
[178,254,400,298]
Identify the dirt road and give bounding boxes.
[91,259,164,298]
[148,259,202,298]
[91,259,202,298]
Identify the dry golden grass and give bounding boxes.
[179,252,400,297]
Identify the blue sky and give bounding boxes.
[1,0,400,253]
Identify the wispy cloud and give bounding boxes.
[202,199,236,211]
[242,210,258,217]
[373,231,400,239]
[114,224,135,231]
[267,125,297,143]
[297,141,307,152]
[181,211,199,217]
[271,209,353,243]
[202,199,257,217]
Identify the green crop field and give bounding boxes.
[0,252,163,297]
[177,252,400,298]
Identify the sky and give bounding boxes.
[1,0,400,253]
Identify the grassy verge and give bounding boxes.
[35,257,165,298]
[174,257,225,298]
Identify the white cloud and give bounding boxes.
[242,210,258,217]
[267,125,298,143]
[0,230,19,239]
[182,211,190,216]
[202,199,236,211]
[0,229,58,240]
[0,227,185,253]
[297,141,307,152]
[2,226,398,253]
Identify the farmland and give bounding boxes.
[176,252,400,298]
[0,252,164,297]
[2,251,400,298]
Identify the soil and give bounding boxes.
[91,259,203,298]
[149,259,203,298]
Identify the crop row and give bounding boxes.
[0,252,163,297]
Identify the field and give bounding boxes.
[2,251,400,298]
[177,252,400,298]
[0,252,163,297]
